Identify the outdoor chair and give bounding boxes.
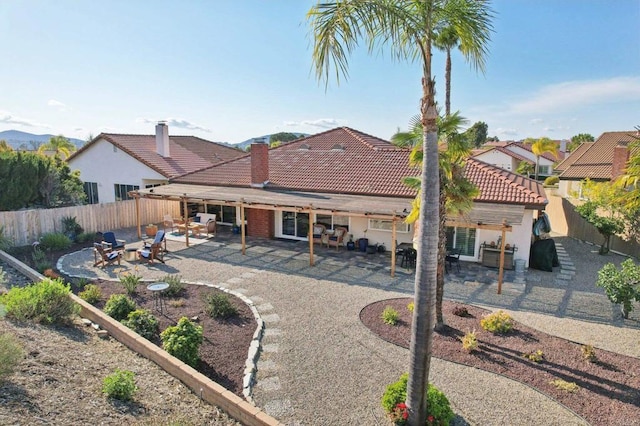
[163,214,180,232]
[312,223,326,244]
[445,248,461,273]
[326,226,347,250]
[138,230,166,264]
[93,242,121,268]
[401,248,417,268]
[102,231,126,251]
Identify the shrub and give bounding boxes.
[168,299,186,308]
[122,309,158,340]
[0,225,13,251]
[38,232,72,251]
[0,278,76,324]
[461,330,478,353]
[581,344,597,363]
[104,294,136,321]
[102,369,138,401]
[161,274,185,298]
[381,306,399,325]
[119,272,142,295]
[381,373,454,425]
[43,268,60,279]
[160,317,203,367]
[204,292,238,319]
[543,175,559,186]
[0,266,5,287]
[550,379,579,393]
[480,310,513,334]
[452,305,470,317]
[31,247,51,273]
[406,302,414,313]
[61,216,83,241]
[522,349,544,363]
[0,333,24,381]
[75,231,95,244]
[596,259,640,319]
[78,284,102,305]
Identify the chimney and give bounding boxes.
[155,121,170,157]
[611,141,630,179]
[559,139,568,153]
[250,142,269,188]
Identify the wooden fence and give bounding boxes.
[0,199,181,246]
[544,189,639,258]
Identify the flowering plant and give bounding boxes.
[389,402,408,425]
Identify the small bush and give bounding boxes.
[168,299,186,308]
[122,309,158,340]
[581,344,597,363]
[461,330,478,353]
[78,284,102,305]
[596,259,640,319]
[75,232,95,244]
[406,302,414,313]
[161,274,185,298]
[381,306,399,325]
[0,225,13,251]
[543,175,559,186]
[452,305,470,317]
[0,278,76,324]
[480,310,513,334]
[160,317,203,367]
[204,292,238,319]
[104,294,136,321]
[61,216,83,241]
[102,369,138,401]
[43,268,60,279]
[38,232,72,251]
[522,349,544,363]
[550,379,580,393]
[119,272,142,295]
[31,247,51,273]
[0,333,24,381]
[0,266,5,287]
[381,373,454,425]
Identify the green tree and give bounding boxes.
[463,121,488,148]
[525,136,559,180]
[596,259,640,319]
[269,132,300,146]
[615,131,640,242]
[515,160,534,176]
[392,112,478,329]
[434,25,458,117]
[308,2,493,423]
[0,140,13,152]
[38,135,76,160]
[568,133,594,152]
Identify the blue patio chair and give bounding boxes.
[138,230,166,263]
[102,231,125,251]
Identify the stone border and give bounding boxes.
[1,250,280,426]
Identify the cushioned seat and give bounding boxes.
[312,223,326,244]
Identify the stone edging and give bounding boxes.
[0,250,279,426]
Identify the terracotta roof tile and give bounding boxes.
[504,142,564,162]
[473,147,534,164]
[69,133,245,178]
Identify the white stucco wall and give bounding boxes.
[475,211,535,267]
[68,138,167,203]
[473,150,516,171]
[506,145,555,170]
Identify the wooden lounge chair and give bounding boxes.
[311,223,326,244]
[137,230,166,264]
[326,226,348,250]
[93,242,121,267]
[102,231,126,251]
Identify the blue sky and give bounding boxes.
[1,0,638,144]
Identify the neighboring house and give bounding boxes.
[474,141,566,178]
[557,130,639,199]
[67,123,245,204]
[472,146,534,173]
[136,127,547,267]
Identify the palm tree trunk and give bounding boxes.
[435,177,447,329]
[535,156,540,180]
[407,65,439,425]
[445,48,452,117]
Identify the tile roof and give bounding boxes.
[554,142,593,173]
[559,131,640,180]
[504,142,565,162]
[175,127,547,207]
[69,133,245,178]
[473,146,534,164]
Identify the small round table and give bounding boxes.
[147,282,169,314]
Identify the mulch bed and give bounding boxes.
[78,279,255,396]
[360,298,640,425]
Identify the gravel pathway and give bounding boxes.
[50,229,639,425]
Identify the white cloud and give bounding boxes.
[543,126,556,132]
[496,127,518,136]
[48,99,66,108]
[136,117,211,132]
[0,110,49,128]
[510,76,640,115]
[283,118,344,129]
[530,118,543,125]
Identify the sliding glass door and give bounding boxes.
[282,212,309,239]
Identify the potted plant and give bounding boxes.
[231,219,240,235]
[347,234,355,251]
[145,223,158,237]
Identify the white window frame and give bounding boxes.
[368,219,410,233]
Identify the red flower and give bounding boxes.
[402,411,408,420]
[396,403,407,409]
[427,415,435,422]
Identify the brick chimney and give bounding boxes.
[155,121,170,157]
[611,141,630,179]
[251,142,269,188]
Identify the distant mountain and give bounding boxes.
[234,132,309,151]
[0,130,85,150]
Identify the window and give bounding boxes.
[316,214,349,231]
[445,226,476,257]
[368,219,410,233]
[114,184,139,201]
[282,211,309,238]
[537,165,550,176]
[205,204,237,224]
[145,183,163,189]
[83,182,99,204]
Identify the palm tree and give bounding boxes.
[434,25,459,117]
[393,112,478,329]
[525,137,559,180]
[307,2,493,423]
[38,135,76,160]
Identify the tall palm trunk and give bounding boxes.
[535,155,540,180]
[444,48,452,117]
[435,175,447,329]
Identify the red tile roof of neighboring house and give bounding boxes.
[175,127,547,207]
[473,146,534,164]
[554,142,594,173]
[69,133,245,178]
[504,142,565,162]
[559,131,640,180]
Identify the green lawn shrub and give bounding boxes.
[161,274,185,297]
[122,309,158,340]
[480,310,513,334]
[78,284,102,305]
[119,272,142,295]
[0,278,76,324]
[596,259,640,318]
[204,292,238,319]
[102,369,138,401]
[160,317,203,367]
[38,232,72,251]
[31,247,51,273]
[543,175,559,186]
[381,306,399,325]
[461,330,478,353]
[0,333,24,381]
[104,294,136,321]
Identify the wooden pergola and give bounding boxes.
[131,183,521,289]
